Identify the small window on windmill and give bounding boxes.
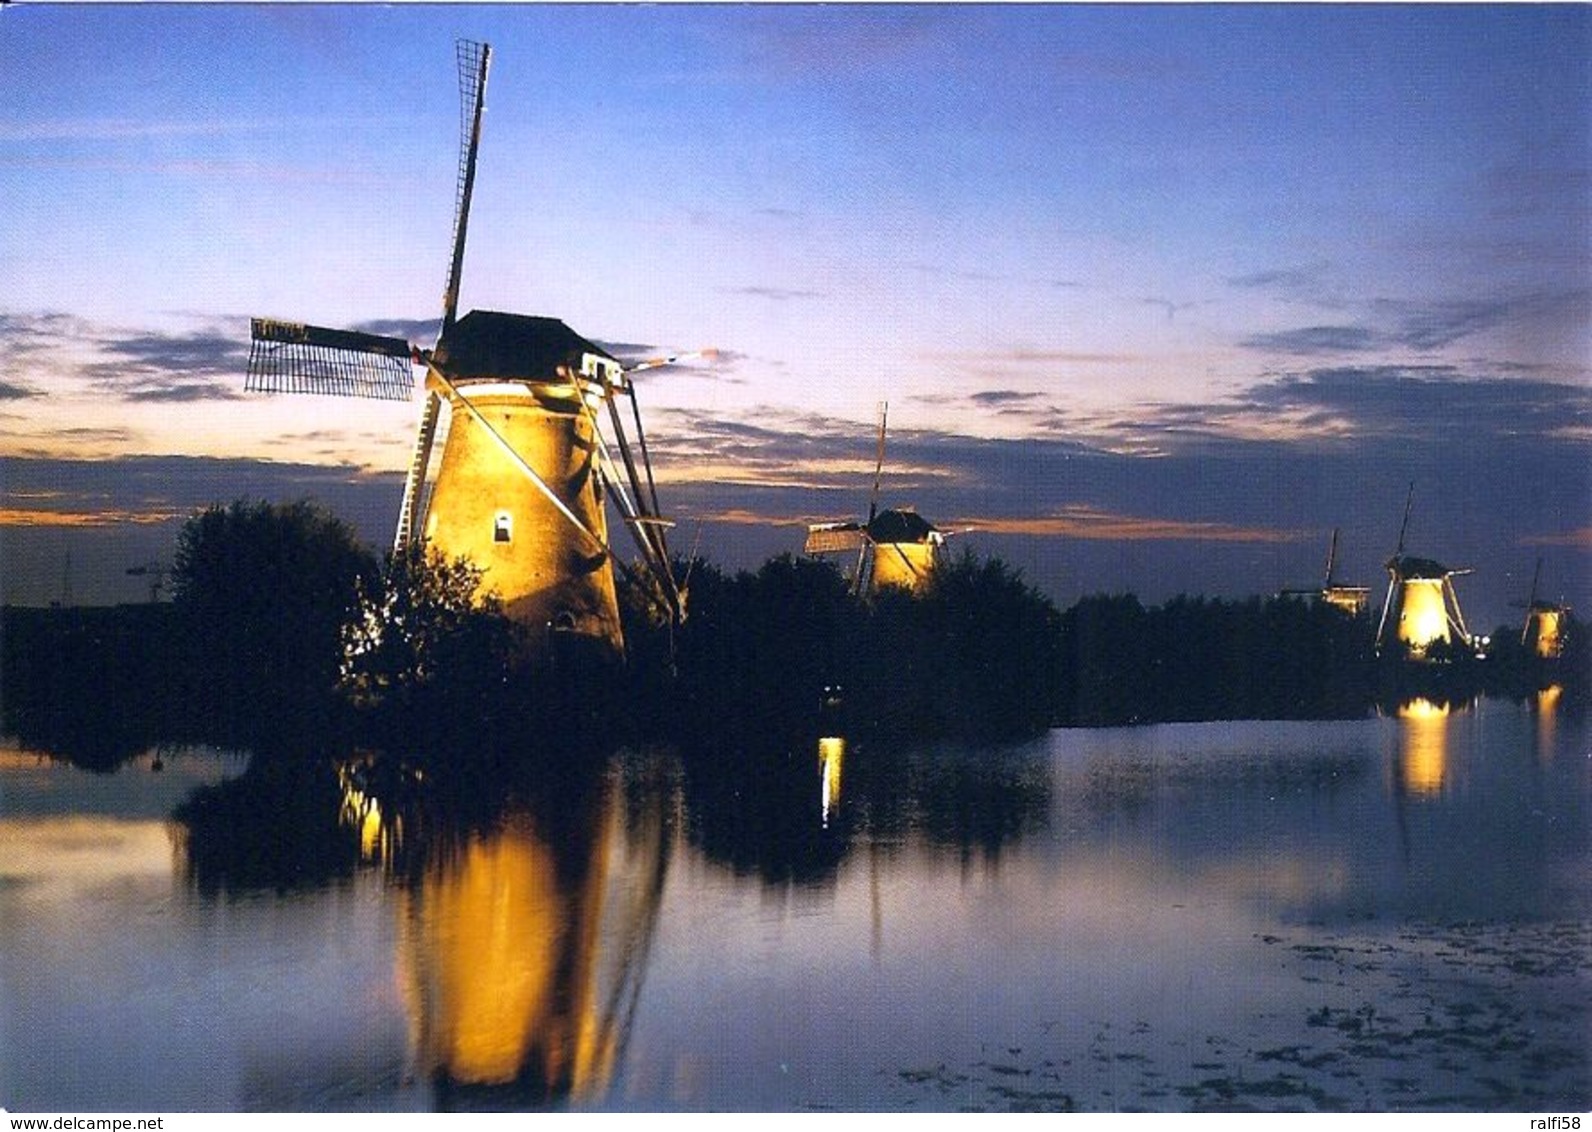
[494,511,513,543]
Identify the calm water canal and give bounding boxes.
[2,692,1587,1112]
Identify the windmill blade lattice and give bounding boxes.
[246,319,415,401]
[805,524,867,555]
[441,39,490,334]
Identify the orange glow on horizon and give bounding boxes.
[1521,526,1592,549]
[952,506,1304,544]
[0,506,184,527]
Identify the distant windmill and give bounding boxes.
[1281,528,1370,616]
[1318,528,1371,617]
[1374,484,1476,660]
[126,561,169,604]
[803,403,947,595]
[1518,558,1570,660]
[245,42,682,664]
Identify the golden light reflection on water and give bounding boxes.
[339,765,398,865]
[1396,697,1450,796]
[818,736,845,828]
[1535,684,1562,764]
[389,769,670,1105]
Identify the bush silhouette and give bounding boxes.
[170,499,377,749]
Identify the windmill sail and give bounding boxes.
[246,319,415,401]
[805,523,867,555]
[441,39,490,337]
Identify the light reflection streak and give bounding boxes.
[1396,697,1450,796]
[386,765,671,1107]
[1535,684,1562,764]
[818,736,845,828]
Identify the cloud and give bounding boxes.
[1241,325,1378,355]
[0,153,393,186]
[1241,294,1565,357]
[969,390,1046,408]
[922,347,1142,369]
[723,285,826,302]
[80,329,251,402]
[0,453,399,534]
[1226,265,1330,292]
[0,115,329,144]
[1235,367,1592,445]
[1376,299,1510,351]
[1141,297,1202,323]
[0,506,184,528]
[1,313,253,404]
[123,381,247,404]
[96,331,247,373]
[0,311,95,359]
[352,317,439,346]
[1520,527,1592,549]
[740,7,957,80]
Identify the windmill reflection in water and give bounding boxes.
[339,755,671,1108]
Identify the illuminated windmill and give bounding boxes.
[1374,485,1475,661]
[803,404,947,595]
[1318,528,1371,617]
[1519,559,1570,661]
[1282,528,1370,616]
[245,42,681,664]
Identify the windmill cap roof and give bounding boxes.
[868,508,937,543]
[441,310,616,380]
[1388,554,1455,579]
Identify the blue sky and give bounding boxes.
[2,4,1588,627]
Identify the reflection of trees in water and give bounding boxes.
[171,730,1047,1111]
[847,741,1054,861]
[676,737,1054,884]
[174,760,361,895]
[678,742,852,887]
[1,606,188,771]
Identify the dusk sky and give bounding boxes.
[2,4,1588,631]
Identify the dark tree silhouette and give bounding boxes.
[170,499,378,749]
[340,542,530,754]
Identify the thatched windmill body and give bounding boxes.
[246,42,680,663]
[803,405,947,595]
[1374,485,1475,660]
